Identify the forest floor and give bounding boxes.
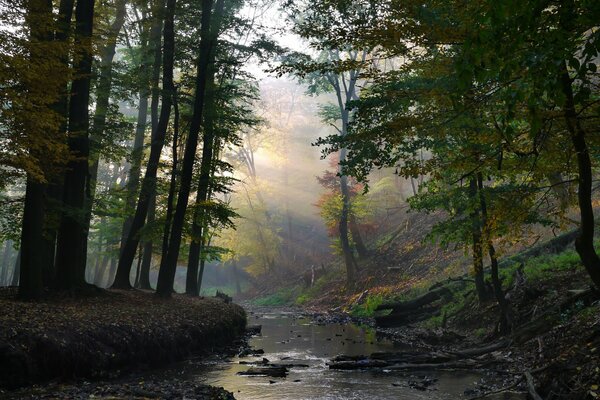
[0,289,246,398]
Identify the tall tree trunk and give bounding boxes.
[120,2,154,256]
[85,0,127,264]
[159,89,180,279]
[339,150,357,286]
[120,92,149,246]
[477,173,512,332]
[186,47,219,295]
[156,0,224,297]
[113,0,173,289]
[469,177,488,302]
[54,0,96,291]
[20,178,46,298]
[19,0,55,299]
[559,63,600,288]
[40,0,76,290]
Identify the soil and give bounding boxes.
[0,288,246,393]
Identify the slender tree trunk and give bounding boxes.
[139,193,155,290]
[560,63,600,288]
[349,213,368,258]
[113,0,173,289]
[120,5,153,255]
[339,152,357,286]
[477,173,512,332]
[186,47,219,295]
[96,252,110,287]
[85,0,126,263]
[159,89,180,278]
[11,250,21,286]
[233,262,241,295]
[156,0,224,297]
[134,244,143,288]
[121,92,149,246]
[0,241,11,285]
[54,0,96,291]
[133,7,164,290]
[91,218,105,284]
[469,178,488,302]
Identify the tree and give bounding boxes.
[155,0,225,297]
[113,0,175,289]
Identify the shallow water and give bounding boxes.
[183,310,525,400]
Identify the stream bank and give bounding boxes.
[0,289,246,392]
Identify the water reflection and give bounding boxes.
[190,311,524,400]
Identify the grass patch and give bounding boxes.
[252,287,299,306]
[294,270,338,305]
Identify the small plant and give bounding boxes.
[350,293,386,317]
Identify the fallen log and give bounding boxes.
[524,371,543,400]
[237,366,288,378]
[450,339,511,359]
[374,307,439,327]
[375,287,452,314]
[385,359,491,371]
[370,350,454,364]
[328,359,390,370]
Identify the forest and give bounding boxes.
[0,0,599,399]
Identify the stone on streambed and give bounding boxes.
[245,325,262,335]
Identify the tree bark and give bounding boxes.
[85,0,127,264]
[54,0,96,291]
[186,41,220,295]
[156,0,223,297]
[159,88,180,284]
[477,173,513,332]
[559,62,600,288]
[138,193,155,290]
[19,0,55,299]
[113,0,173,289]
[469,177,488,302]
[11,250,21,286]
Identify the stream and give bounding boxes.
[9,308,528,399]
[172,309,524,399]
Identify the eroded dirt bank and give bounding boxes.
[0,289,246,393]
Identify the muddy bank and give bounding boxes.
[0,289,246,389]
[4,376,236,400]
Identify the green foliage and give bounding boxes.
[253,287,299,306]
[295,274,333,305]
[349,293,386,317]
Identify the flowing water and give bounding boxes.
[178,310,525,400]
